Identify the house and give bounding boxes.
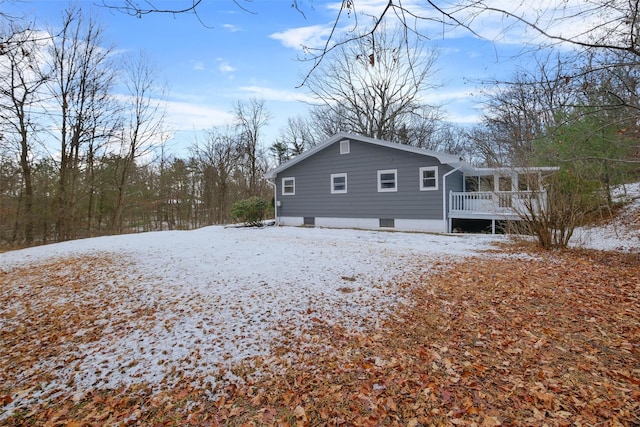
[264,132,557,233]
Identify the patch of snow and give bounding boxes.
[0,226,503,417]
[570,182,640,252]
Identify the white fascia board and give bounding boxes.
[471,166,561,176]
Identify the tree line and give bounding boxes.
[0,7,280,245]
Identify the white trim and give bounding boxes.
[267,178,279,225]
[278,216,305,226]
[443,165,463,233]
[473,166,559,176]
[330,173,348,194]
[316,217,379,229]
[339,139,350,154]
[282,177,295,195]
[276,216,446,233]
[377,169,397,192]
[419,166,438,191]
[394,219,446,233]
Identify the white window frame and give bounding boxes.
[377,169,397,192]
[419,166,438,191]
[340,139,350,154]
[331,173,348,194]
[282,177,295,195]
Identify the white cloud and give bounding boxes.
[420,88,485,124]
[216,58,236,80]
[222,23,242,32]
[238,85,315,103]
[446,111,483,124]
[193,61,205,71]
[270,24,333,51]
[217,58,236,74]
[423,88,476,105]
[162,99,235,131]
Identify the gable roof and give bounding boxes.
[264,132,475,179]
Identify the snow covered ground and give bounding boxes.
[570,182,640,251]
[0,188,637,418]
[0,226,503,417]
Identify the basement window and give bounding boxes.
[379,218,395,228]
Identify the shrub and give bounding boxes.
[510,171,604,249]
[231,197,267,226]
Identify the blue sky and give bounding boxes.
[6,0,533,154]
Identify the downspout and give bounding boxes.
[266,178,279,225]
[442,165,463,233]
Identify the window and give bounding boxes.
[340,139,350,154]
[377,169,397,192]
[282,177,295,195]
[331,173,347,194]
[479,175,494,192]
[498,176,512,192]
[518,173,539,191]
[419,166,438,191]
[465,176,479,192]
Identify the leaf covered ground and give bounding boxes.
[1,245,638,426]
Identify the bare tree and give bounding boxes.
[0,27,50,243]
[111,51,166,234]
[99,0,203,17]
[305,23,440,143]
[472,55,578,167]
[308,105,352,140]
[507,171,585,249]
[192,126,239,224]
[47,7,117,241]
[233,98,271,196]
[0,1,33,39]
[98,0,307,20]
[270,115,318,165]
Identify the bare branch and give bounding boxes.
[97,0,204,17]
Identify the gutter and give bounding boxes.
[442,165,463,233]
[266,178,279,225]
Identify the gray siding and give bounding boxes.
[275,138,462,220]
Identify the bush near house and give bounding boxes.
[231,197,268,226]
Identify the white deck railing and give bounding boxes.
[449,191,547,217]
